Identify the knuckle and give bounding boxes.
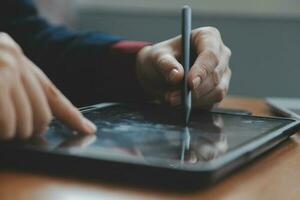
[205,49,218,62]
[153,49,169,64]
[224,46,232,57]
[0,33,22,55]
[157,54,171,67]
[150,47,161,59]
[0,32,11,42]
[203,50,219,68]
[193,28,210,43]
[206,26,220,35]
[193,29,205,39]
[0,51,19,68]
[196,26,220,36]
[193,29,209,44]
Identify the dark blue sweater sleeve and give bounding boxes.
[0,0,149,106]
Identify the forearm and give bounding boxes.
[1,0,151,106]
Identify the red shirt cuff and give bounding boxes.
[109,41,151,54]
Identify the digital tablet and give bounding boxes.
[0,103,299,188]
[266,97,300,119]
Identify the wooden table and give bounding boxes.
[1,96,300,200]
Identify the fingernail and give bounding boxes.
[82,118,97,134]
[193,77,201,89]
[169,69,179,82]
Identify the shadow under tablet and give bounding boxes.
[0,103,297,189]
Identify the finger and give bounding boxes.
[188,50,219,91]
[48,85,97,135]
[192,72,215,99]
[188,27,223,89]
[30,63,96,135]
[192,61,227,98]
[11,79,33,139]
[155,53,184,84]
[193,67,231,108]
[21,58,52,134]
[0,80,16,140]
[190,43,230,98]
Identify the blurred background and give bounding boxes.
[34,0,300,98]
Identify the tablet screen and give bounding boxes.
[28,104,292,166]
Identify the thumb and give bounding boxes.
[155,53,184,84]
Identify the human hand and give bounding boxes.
[136,27,231,109]
[0,33,96,140]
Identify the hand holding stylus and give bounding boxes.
[136,24,231,109]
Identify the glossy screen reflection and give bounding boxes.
[33,104,289,165]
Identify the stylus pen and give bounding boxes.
[181,6,192,126]
[180,127,191,163]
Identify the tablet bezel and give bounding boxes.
[1,102,299,186]
[76,103,300,171]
